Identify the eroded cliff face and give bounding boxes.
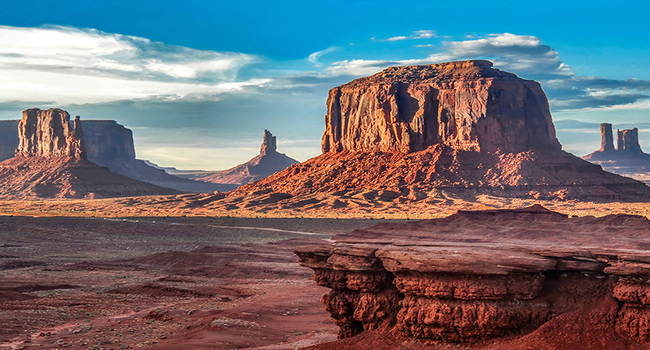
[322,60,561,154]
[0,108,179,199]
[16,108,86,159]
[83,120,136,162]
[296,206,650,345]
[0,120,137,163]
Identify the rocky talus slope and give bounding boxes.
[296,205,650,349]
[0,108,177,199]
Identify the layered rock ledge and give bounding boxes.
[296,205,650,345]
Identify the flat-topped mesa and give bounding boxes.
[617,128,643,154]
[321,60,561,154]
[16,108,86,159]
[260,129,277,156]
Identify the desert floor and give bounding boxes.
[0,216,386,349]
[0,197,648,350]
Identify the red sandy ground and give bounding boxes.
[0,216,376,349]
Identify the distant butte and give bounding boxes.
[194,130,298,186]
[186,60,649,212]
[0,117,229,193]
[0,108,177,199]
[583,123,650,185]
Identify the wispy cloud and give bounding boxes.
[317,33,650,111]
[307,46,339,67]
[326,33,569,77]
[386,35,408,41]
[412,30,437,39]
[0,25,267,104]
[387,30,437,41]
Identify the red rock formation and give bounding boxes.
[322,60,561,154]
[199,61,649,209]
[617,128,643,154]
[0,119,226,193]
[260,129,277,156]
[16,108,85,159]
[583,124,650,185]
[296,206,650,345]
[195,130,298,186]
[0,108,178,199]
[600,123,616,152]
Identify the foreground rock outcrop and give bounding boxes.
[0,108,177,199]
[194,130,298,185]
[296,205,650,348]
[584,123,650,185]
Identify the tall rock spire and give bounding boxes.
[599,123,615,152]
[260,129,277,156]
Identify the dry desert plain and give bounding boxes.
[0,195,648,350]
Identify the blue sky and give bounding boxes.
[0,0,649,169]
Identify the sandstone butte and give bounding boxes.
[183,60,649,212]
[296,205,650,349]
[583,123,650,185]
[195,129,298,186]
[0,108,177,199]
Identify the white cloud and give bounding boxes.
[0,25,264,104]
[412,30,437,39]
[386,30,437,41]
[325,33,569,78]
[307,46,339,67]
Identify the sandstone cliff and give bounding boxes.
[297,205,650,348]
[195,130,298,185]
[322,60,561,154]
[16,108,85,159]
[0,108,178,199]
[0,117,228,193]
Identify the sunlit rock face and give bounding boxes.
[322,60,561,154]
[0,108,178,199]
[296,206,650,344]
[176,61,650,210]
[16,108,86,159]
